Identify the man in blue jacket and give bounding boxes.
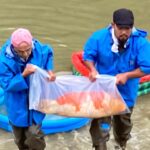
[83,8,150,150]
[0,28,55,150]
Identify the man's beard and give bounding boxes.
[118,38,128,50]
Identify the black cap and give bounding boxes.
[113,8,134,28]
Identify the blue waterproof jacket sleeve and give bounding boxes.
[136,37,150,74]
[0,61,28,92]
[83,33,99,63]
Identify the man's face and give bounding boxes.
[13,42,32,60]
[112,23,132,43]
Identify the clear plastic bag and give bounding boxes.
[29,66,129,118]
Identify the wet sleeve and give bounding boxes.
[0,62,28,92]
[137,38,150,74]
[83,35,98,63]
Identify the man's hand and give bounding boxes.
[22,64,36,77]
[47,71,56,81]
[83,60,98,82]
[116,73,129,85]
[89,69,98,82]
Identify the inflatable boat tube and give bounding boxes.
[72,66,82,76]
[140,75,150,83]
[0,88,90,134]
[71,51,90,77]
[138,87,150,96]
[0,113,90,134]
[138,82,150,91]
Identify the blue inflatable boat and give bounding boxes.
[0,88,89,134]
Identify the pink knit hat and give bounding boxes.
[11,28,33,48]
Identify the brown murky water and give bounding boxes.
[0,0,150,149]
[0,0,150,71]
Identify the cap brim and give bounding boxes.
[116,24,133,28]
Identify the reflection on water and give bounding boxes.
[0,0,150,149]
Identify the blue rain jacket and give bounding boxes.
[0,39,54,127]
[83,26,150,107]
